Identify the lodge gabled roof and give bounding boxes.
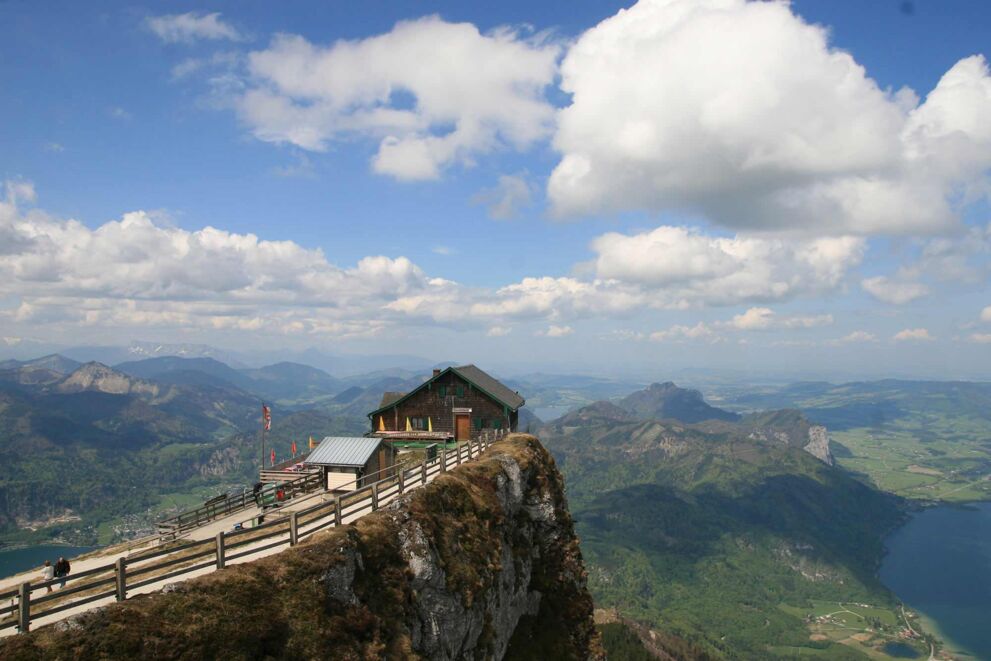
[367,364,525,419]
[451,364,525,410]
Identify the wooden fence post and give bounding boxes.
[216,531,226,569]
[468,440,474,460]
[334,497,342,526]
[115,557,126,602]
[398,469,405,494]
[457,443,463,465]
[289,512,299,546]
[439,449,446,473]
[421,461,427,485]
[17,582,29,633]
[371,483,379,511]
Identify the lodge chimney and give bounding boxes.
[433,369,442,377]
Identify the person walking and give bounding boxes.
[54,556,70,588]
[42,560,54,593]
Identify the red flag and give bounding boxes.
[291,440,297,456]
[270,449,276,466]
[262,405,271,431]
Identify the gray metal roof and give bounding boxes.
[305,437,382,467]
[453,364,525,410]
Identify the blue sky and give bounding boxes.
[1,0,990,378]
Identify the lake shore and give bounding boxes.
[879,501,991,660]
[0,545,96,582]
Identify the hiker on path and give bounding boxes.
[42,560,54,593]
[54,556,70,588]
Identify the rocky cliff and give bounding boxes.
[1,434,603,661]
[802,424,834,466]
[739,409,834,465]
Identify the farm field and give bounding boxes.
[831,423,991,502]
[718,380,991,503]
[778,601,930,660]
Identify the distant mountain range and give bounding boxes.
[47,341,438,377]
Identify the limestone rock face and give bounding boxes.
[803,425,834,466]
[1,434,603,661]
[55,362,164,397]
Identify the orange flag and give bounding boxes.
[291,440,298,456]
[270,449,276,466]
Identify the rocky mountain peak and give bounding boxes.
[619,381,740,424]
[56,362,163,397]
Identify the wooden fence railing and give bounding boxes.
[156,470,325,539]
[0,429,507,635]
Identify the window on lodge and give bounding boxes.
[438,384,465,398]
[473,418,503,430]
[411,417,428,430]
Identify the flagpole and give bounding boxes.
[260,403,267,474]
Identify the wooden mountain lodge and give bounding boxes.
[367,365,524,446]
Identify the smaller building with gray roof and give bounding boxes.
[304,436,395,491]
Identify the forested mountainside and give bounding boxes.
[0,357,363,546]
[541,384,905,659]
[0,436,604,661]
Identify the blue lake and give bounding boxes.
[0,545,95,580]
[879,501,991,659]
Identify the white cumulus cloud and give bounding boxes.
[591,226,864,306]
[146,12,242,44]
[861,275,930,305]
[728,307,833,330]
[837,331,877,343]
[234,18,560,180]
[539,324,574,337]
[649,322,717,342]
[0,181,442,337]
[549,0,991,237]
[893,328,934,341]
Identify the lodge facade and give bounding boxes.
[367,365,524,443]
